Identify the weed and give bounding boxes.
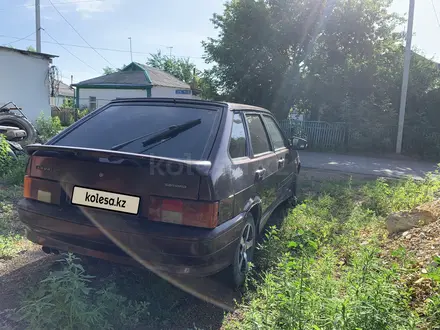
[0,187,27,259]
[18,254,149,330]
[363,175,440,216]
[224,175,440,329]
[35,113,63,143]
[424,256,440,328]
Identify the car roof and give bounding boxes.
[225,102,270,113]
[109,98,271,114]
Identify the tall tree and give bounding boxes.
[147,51,219,100]
[102,65,126,75]
[147,51,196,84]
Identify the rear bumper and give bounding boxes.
[17,199,245,277]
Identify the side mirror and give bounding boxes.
[290,137,308,150]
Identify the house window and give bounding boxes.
[89,96,97,111]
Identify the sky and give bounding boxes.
[0,0,439,85]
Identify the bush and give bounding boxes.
[36,113,63,143]
[18,254,149,330]
[0,136,27,185]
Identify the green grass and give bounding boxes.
[0,184,28,259]
[224,175,440,330]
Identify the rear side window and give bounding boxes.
[246,114,271,155]
[262,115,286,149]
[229,113,247,158]
[54,104,220,160]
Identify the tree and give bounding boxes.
[27,45,36,52]
[102,65,126,75]
[147,51,219,100]
[147,51,196,84]
[203,0,325,119]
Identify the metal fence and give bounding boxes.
[279,120,346,151]
[279,119,440,159]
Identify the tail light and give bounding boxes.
[148,197,218,228]
[23,175,61,204]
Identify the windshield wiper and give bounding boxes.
[110,128,167,151]
[141,118,202,148]
[110,118,201,152]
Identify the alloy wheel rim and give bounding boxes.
[238,223,254,274]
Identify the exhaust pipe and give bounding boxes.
[42,246,60,255]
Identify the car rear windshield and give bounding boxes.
[54,104,221,160]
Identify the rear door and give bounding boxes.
[262,115,296,201]
[244,113,278,215]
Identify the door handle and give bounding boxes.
[278,158,285,168]
[255,168,266,181]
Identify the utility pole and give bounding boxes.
[128,37,133,62]
[35,0,41,52]
[396,0,415,154]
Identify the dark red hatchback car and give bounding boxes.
[18,98,306,287]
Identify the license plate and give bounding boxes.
[71,186,140,215]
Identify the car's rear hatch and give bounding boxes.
[23,100,223,229]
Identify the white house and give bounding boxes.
[73,62,198,110]
[0,46,57,122]
[50,81,75,107]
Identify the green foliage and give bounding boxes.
[102,65,126,75]
[362,175,440,216]
[62,97,74,109]
[19,254,149,330]
[204,0,440,156]
[147,51,219,100]
[36,113,63,143]
[225,176,440,329]
[424,256,440,328]
[0,136,27,185]
[0,234,25,259]
[0,135,14,174]
[0,185,27,260]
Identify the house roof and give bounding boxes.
[134,63,190,89]
[57,81,74,97]
[74,71,148,87]
[73,62,191,89]
[0,46,57,60]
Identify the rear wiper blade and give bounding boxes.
[110,128,167,151]
[111,118,201,152]
[141,118,202,148]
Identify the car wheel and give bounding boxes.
[230,214,256,288]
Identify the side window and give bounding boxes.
[89,96,97,111]
[246,114,271,155]
[262,116,287,149]
[229,113,247,158]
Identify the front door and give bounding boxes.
[261,115,296,201]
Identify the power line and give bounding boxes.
[431,0,440,28]
[48,0,114,67]
[1,32,35,46]
[0,0,103,11]
[0,34,204,59]
[42,28,99,73]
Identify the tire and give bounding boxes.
[0,114,37,145]
[228,214,256,288]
